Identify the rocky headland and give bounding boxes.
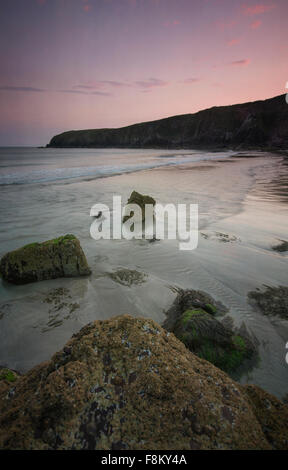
[47,94,288,150]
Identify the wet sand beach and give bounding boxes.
[0,148,287,399]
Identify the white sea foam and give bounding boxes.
[0,147,235,185]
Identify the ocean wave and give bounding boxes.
[0,151,235,185]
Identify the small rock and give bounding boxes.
[122,190,156,223]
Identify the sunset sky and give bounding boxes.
[0,0,287,145]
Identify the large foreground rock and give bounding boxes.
[0,234,91,285]
[0,315,287,450]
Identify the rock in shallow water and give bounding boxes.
[164,289,257,374]
[172,309,256,373]
[0,315,287,450]
[0,234,91,285]
[272,239,288,253]
[122,190,156,223]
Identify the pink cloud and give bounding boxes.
[83,4,92,12]
[242,4,276,16]
[36,0,46,4]
[215,20,237,31]
[250,19,262,28]
[164,20,181,27]
[227,38,241,46]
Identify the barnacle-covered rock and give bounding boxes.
[0,315,286,450]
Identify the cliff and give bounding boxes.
[47,94,288,150]
[0,315,287,450]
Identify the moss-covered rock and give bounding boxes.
[172,309,254,373]
[0,315,287,450]
[123,190,156,223]
[164,289,257,374]
[0,234,91,285]
[163,288,227,332]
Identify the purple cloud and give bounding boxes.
[102,80,131,88]
[242,4,276,16]
[59,89,112,96]
[74,78,168,92]
[228,59,251,66]
[134,78,169,89]
[226,38,241,46]
[74,80,131,90]
[0,85,45,92]
[182,78,201,84]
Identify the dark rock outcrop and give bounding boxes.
[47,94,288,150]
[0,315,287,450]
[272,240,288,253]
[0,234,91,285]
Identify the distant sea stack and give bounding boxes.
[47,94,288,150]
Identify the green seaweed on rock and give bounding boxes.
[165,289,257,375]
[0,368,18,383]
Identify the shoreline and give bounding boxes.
[45,144,288,153]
